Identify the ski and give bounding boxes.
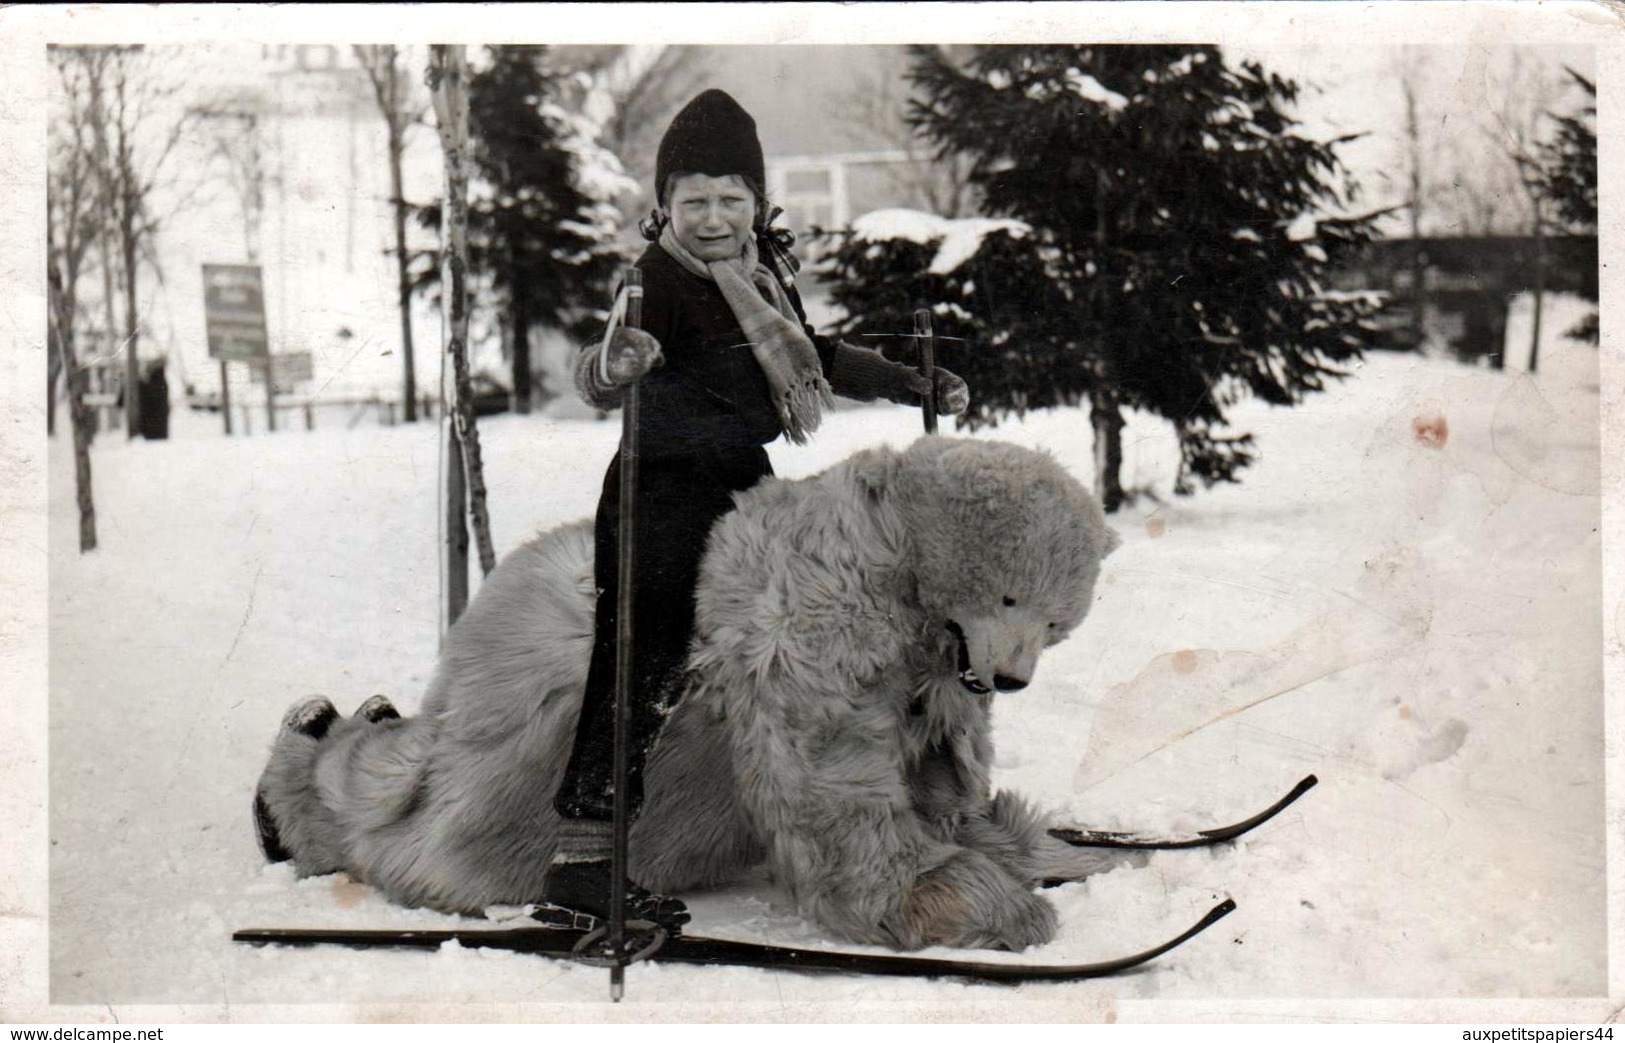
[233,897,1236,985]
[1049,774,1318,850]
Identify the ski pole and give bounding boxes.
[914,308,937,434]
[609,266,644,1002]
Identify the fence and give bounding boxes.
[185,391,440,434]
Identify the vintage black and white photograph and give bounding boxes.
[6,0,1620,1025]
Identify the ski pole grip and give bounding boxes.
[623,266,643,332]
[914,308,937,434]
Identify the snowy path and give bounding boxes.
[41,334,1606,1015]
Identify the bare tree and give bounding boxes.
[1437,149,1523,236]
[1393,48,1432,349]
[355,45,425,422]
[1483,49,1568,372]
[557,45,707,223]
[70,46,200,438]
[48,48,106,551]
[840,58,977,218]
[1397,50,1551,242]
[192,93,269,434]
[200,94,268,262]
[428,44,496,627]
[80,50,126,434]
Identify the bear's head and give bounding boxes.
[889,437,1119,696]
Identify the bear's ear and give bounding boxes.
[845,445,904,501]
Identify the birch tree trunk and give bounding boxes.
[428,45,496,627]
[354,45,419,424]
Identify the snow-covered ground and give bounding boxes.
[32,297,1611,1019]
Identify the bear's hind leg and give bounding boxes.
[252,698,342,863]
[253,688,432,877]
[252,696,385,877]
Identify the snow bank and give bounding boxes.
[40,318,1605,1013]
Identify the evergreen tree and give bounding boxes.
[1536,69,1597,344]
[820,45,1386,510]
[420,46,627,412]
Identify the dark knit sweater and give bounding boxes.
[577,242,913,456]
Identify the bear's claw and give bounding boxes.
[356,694,401,723]
[281,697,339,740]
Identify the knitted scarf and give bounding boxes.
[657,224,834,444]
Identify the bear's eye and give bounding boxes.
[1003,596,1017,607]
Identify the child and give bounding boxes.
[543,89,969,929]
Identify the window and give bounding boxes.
[296,45,339,72]
[770,161,847,254]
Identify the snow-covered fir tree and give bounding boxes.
[819,45,1386,510]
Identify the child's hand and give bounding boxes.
[606,328,664,385]
[906,366,970,415]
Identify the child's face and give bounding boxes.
[664,173,757,263]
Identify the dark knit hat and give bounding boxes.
[655,89,765,203]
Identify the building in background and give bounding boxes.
[1331,234,1598,367]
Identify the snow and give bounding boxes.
[1063,70,1129,112]
[849,209,1031,276]
[37,304,1606,1016]
[540,100,640,205]
[849,207,954,246]
[928,221,1030,275]
[1210,99,1254,126]
[1286,213,1319,242]
[1164,53,1208,79]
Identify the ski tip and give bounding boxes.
[1181,897,1238,936]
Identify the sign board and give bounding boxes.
[202,264,269,361]
[248,351,313,393]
